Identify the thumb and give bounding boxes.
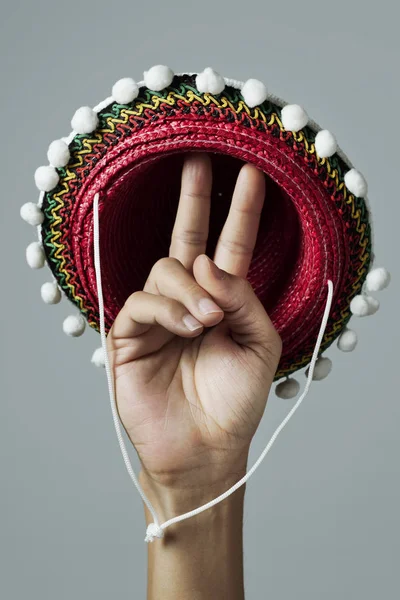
[193,254,282,357]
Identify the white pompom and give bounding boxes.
[314,130,338,158]
[241,78,268,108]
[41,282,61,304]
[275,378,300,399]
[47,140,70,168]
[63,314,86,337]
[20,202,44,226]
[71,106,99,134]
[344,168,368,197]
[91,347,105,367]
[143,65,174,91]
[306,356,332,381]
[350,294,380,317]
[112,77,139,104]
[281,104,309,132]
[26,241,45,269]
[350,294,370,317]
[365,295,380,315]
[34,165,59,192]
[366,267,391,292]
[195,68,225,95]
[337,328,358,352]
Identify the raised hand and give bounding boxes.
[107,152,282,508]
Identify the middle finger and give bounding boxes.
[213,163,266,278]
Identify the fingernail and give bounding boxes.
[206,257,226,280]
[183,314,203,331]
[198,298,223,315]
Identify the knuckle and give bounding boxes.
[123,290,143,308]
[183,190,210,200]
[228,277,251,308]
[223,278,255,314]
[163,297,183,321]
[149,257,182,288]
[219,236,254,255]
[172,228,208,246]
[152,256,180,274]
[184,280,203,298]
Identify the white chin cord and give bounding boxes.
[93,192,334,543]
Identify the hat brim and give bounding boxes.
[39,73,372,379]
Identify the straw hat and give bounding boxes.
[20,66,391,398]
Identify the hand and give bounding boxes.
[107,153,282,508]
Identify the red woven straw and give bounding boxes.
[70,119,345,371]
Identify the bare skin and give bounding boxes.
[107,152,282,599]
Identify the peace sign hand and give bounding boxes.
[107,152,282,514]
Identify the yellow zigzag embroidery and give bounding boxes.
[45,87,371,371]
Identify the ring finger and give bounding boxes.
[144,257,224,327]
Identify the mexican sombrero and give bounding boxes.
[21,66,391,399]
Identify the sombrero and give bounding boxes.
[21,65,391,400]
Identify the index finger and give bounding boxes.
[169,152,212,272]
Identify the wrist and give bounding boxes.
[139,454,249,524]
[141,453,248,600]
[143,467,246,597]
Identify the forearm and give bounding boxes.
[140,469,247,600]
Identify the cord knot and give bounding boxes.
[145,522,164,543]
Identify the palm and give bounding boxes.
[112,317,273,476]
[107,153,281,481]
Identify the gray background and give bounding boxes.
[1,1,399,598]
